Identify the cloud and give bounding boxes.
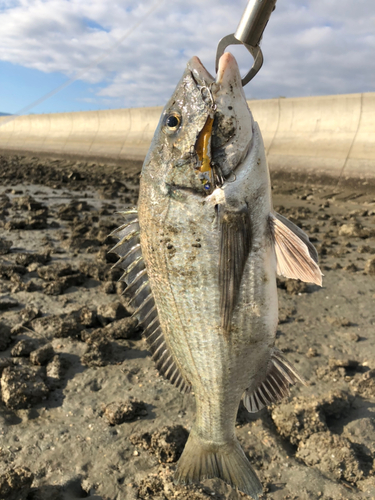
[0,0,374,111]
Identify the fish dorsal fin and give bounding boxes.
[218,206,252,337]
[269,212,323,286]
[242,349,307,413]
[109,209,191,393]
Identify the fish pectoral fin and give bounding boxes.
[219,205,252,336]
[269,212,323,286]
[242,349,307,413]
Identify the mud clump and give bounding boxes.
[365,257,375,275]
[45,355,70,388]
[0,322,12,351]
[0,365,49,409]
[130,425,189,463]
[296,431,366,482]
[102,400,148,425]
[271,391,374,485]
[0,467,34,500]
[30,344,54,366]
[271,390,352,445]
[11,338,39,357]
[0,238,12,255]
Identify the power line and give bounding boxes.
[0,0,165,127]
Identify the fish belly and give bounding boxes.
[139,194,278,442]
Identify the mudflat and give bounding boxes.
[0,153,374,500]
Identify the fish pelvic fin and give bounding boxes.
[174,429,262,499]
[243,349,307,413]
[269,212,323,286]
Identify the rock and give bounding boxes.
[0,263,27,280]
[81,330,113,367]
[357,245,373,254]
[0,358,12,376]
[57,203,78,221]
[0,297,19,310]
[31,315,83,339]
[102,281,116,294]
[296,431,365,483]
[0,467,34,500]
[30,344,54,366]
[353,369,375,398]
[11,338,39,357]
[46,355,70,388]
[15,252,50,267]
[20,306,42,323]
[43,273,85,295]
[13,195,44,211]
[0,239,12,255]
[328,357,359,369]
[343,418,375,455]
[365,257,375,275]
[137,476,164,499]
[97,301,129,325]
[339,222,369,238]
[277,278,308,294]
[74,306,98,328]
[42,281,65,296]
[102,400,148,425]
[271,391,352,446]
[1,365,49,409]
[37,263,74,281]
[27,484,64,500]
[344,262,359,272]
[306,347,318,358]
[103,316,139,339]
[0,322,12,351]
[130,426,188,463]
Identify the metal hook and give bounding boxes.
[216,0,277,86]
[198,83,217,111]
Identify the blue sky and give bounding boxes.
[0,0,374,115]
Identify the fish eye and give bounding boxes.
[163,112,181,134]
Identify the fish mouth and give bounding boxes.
[187,56,215,88]
[182,53,252,195]
[187,52,240,89]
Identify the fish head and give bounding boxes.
[141,53,254,199]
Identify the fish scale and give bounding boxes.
[111,52,322,499]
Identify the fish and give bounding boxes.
[110,52,322,499]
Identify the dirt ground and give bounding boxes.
[0,153,374,500]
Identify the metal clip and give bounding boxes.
[215,0,277,86]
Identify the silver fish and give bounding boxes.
[110,53,322,499]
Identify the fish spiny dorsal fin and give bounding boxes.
[269,212,323,286]
[218,206,252,337]
[242,349,307,413]
[109,208,191,393]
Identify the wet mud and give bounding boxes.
[0,153,374,500]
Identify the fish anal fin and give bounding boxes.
[269,212,323,286]
[243,349,307,413]
[219,206,252,336]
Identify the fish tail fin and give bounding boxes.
[174,429,262,499]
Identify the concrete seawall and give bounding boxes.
[1,92,374,180]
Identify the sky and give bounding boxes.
[0,0,374,114]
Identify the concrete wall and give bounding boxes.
[1,92,374,180]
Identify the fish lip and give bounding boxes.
[187,56,215,87]
[216,52,242,86]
